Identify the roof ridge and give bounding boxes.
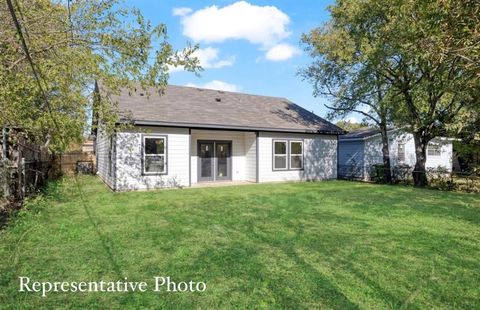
[103,81,344,134]
[167,84,289,101]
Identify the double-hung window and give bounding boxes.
[289,141,304,169]
[273,139,304,170]
[427,144,441,156]
[143,136,167,174]
[273,140,288,170]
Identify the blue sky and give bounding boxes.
[124,0,354,121]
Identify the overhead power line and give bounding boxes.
[6,0,61,135]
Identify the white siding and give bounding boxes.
[95,126,115,189]
[425,139,453,170]
[244,132,257,182]
[365,132,453,171]
[103,126,340,190]
[257,132,337,182]
[115,126,190,191]
[190,130,248,183]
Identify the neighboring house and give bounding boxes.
[338,128,453,180]
[95,84,344,191]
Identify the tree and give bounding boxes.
[335,120,369,132]
[1,0,200,153]
[302,0,479,187]
[301,24,396,183]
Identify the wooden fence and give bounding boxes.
[58,152,96,175]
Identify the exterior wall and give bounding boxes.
[338,140,365,178]
[257,132,337,182]
[104,126,339,190]
[364,132,453,172]
[425,138,453,170]
[96,126,115,189]
[363,136,387,179]
[244,132,257,182]
[115,126,190,191]
[190,129,250,183]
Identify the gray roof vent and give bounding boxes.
[215,97,222,102]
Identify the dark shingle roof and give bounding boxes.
[102,84,344,134]
[339,127,395,140]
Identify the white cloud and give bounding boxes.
[194,47,235,69]
[169,47,235,73]
[265,44,301,61]
[186,80,241,92]
[172,7,192,17]
[178,1,291,48]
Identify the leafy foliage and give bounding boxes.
[0,0,200,152]
[335,120,368,132]
[301,0,479,186]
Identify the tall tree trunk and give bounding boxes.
[379,123,392,183]
[91,80,100,137]
[412,133,428,187]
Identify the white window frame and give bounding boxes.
[427,144,441,156]
[397,142,406,163]
[143,135,167,175]
[289,140,304,170]
[273,140,288,170]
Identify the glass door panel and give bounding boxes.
[216,143,230,180]
[199,142,214,181]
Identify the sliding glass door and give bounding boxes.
[198,141,232,182]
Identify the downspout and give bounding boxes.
[188,128,192,187]
[113,132,117,191]
[255,131,259,183]
[336,134,339,179]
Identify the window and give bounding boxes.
[397,143,405,163]
[273,140,287,170]
[289,141,304,169]
[143,136,167,174]
[427,144,441,156]
[273,139,304,170]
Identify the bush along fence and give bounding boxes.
[0,127,60,224]
[1,128,97,212]
[338,164,480,192]
[1,159,55,199]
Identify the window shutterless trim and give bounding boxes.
[142,134,168,175]
[272,139,305,171]
[272,140,288,170]
[427,144,441,156]
[289,140,304,170]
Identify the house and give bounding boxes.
[338,128,453,180]
[95,84,344,191]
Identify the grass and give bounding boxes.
[0,176,479,309]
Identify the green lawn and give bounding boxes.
[1,176,479,309]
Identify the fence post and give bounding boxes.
[20,157,25,199]
[2,162,8,199]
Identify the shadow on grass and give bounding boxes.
[73,176,125,279]
[252,231,359,309]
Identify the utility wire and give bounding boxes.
[6,2,92,247]
[6,0,62,137]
